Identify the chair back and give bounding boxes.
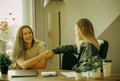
[97,39,109,59]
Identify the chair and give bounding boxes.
[97,39,109,59]
[61,39,109,70]
[62,53,77,70]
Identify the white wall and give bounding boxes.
[60,0,120,44]
[99,15,120,73]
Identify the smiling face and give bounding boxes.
[22,27,33,44]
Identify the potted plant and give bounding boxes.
[0,53,12,74]
[73,55,103,79]
[81,55,103,79]
[73,63,83,80]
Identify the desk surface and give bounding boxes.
[0,69,120,81]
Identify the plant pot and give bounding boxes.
[75,72,82,80]
[1,66,8,74]
[82,71,91,78]
[90,71,102,79]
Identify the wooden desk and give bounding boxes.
[0,69,120,81]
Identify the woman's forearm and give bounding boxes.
[30,50,54,69]
[31,57,47,69]
[52,45,76,54]
[17,51,48,69]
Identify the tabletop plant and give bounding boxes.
[0,52,12,74]
[73,61,83,73]
[73,55,103,72]
[80,55,103,72]
[73,64,82,73]
[72,62,83,80]
[73,55,103,79]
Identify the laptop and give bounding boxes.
[8,69,38,77]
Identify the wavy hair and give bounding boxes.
[12,25,35,61]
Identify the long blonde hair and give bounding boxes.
[12,25,35,61]
[76,18,100,50]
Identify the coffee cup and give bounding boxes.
[103,60,112,77]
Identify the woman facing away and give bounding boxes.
[51,18,100,70]
[11,25,53,69]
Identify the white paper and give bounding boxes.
[60,72,76,77]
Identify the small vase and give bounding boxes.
[1,66,8,74]
[90,71,102,79]
[75,72,82,80]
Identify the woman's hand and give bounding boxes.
[38,50,54,59]
[46,50,54,59]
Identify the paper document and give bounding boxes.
[61,72,76,77]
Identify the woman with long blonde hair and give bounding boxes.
[75,18,100,61]
[50,18,100,70]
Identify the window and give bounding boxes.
[0,0,23,53]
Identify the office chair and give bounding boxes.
[97,39,109,59]
[62,53,77,70]
[61,39,109,70]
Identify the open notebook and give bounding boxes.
[8,69,38,77]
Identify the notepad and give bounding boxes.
[8,69,38,77]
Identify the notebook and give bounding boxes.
[8,69,38,77]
